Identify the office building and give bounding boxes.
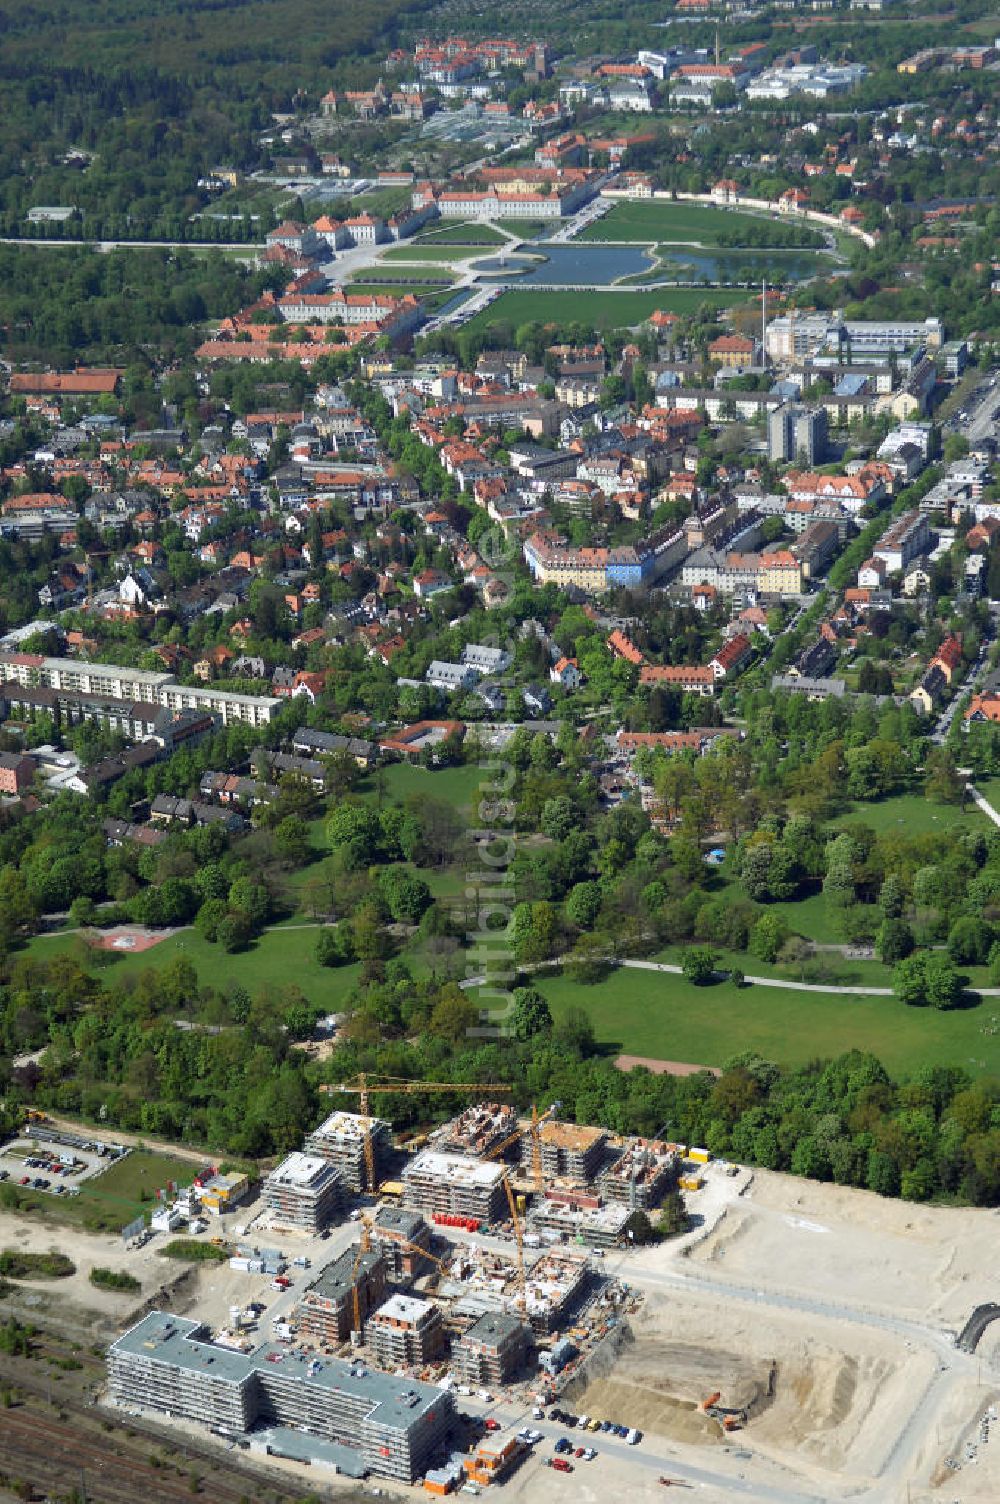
[107,1311,454,1483]
[768,403,828,465]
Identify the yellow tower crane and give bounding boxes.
[318,1074,513,1194]
[480,1101,562,1316]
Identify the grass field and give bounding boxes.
[382,245,480,263]
[837,788,988,838]
[357,759,488,816]
[537,966,1000,1079]
[414,222,508,246]
[462,286,748,334]
[579,200,810,247]
[10,1149,198,1232]
[29,924,364,1002]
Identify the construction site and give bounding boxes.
[83,1081,1000,1502]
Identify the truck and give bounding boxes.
[627,1428,642,1446]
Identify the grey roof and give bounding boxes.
[305,1247,383,1303]
[112,1311,447,1438]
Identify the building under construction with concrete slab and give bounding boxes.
[599,1138,676,1210]
[262,1153,343,1233]
[107,1311,454,1483]
[371,1206,435,1282]
[452,1312,530,1387]
[402,1150,508,1225]
[530,1197,640,1249]
[367,1294,445,1370]
[294,1248,387,1348]
[428,1101,518,1158]
[523,1248,591,1335]
[305,1110,393,1192]
[524,1120,609,1182]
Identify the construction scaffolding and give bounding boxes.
[599,1139,677,1210]
[428,1102,519,1158]
[524,1121,609,1182]
[262,1153,343,1233]
[371,1206,435,1282]
[402,1150,508,1225]
[305,1110,393,1193]
[452,1311,530,1387]
[368,1294,445,1370]
[294,1247,387,1347]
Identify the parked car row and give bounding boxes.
[549,1409,642,1444]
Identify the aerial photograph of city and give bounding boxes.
[0,0,999,1499]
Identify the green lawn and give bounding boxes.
[28,925,364,1003]
[381,245,480,263]
[537,966,1000,1078]
[357,760,488,817]
[579,200,810,247]
[10,1148,198,1233]
[837,788,988,838]
[415,222,508,246]
[462,286,749,334]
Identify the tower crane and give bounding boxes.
[480,1101,561,1317]
[318,1074,513,1193]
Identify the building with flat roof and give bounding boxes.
[402,1150,508,1225]
[368,1294,445,1369]
[372,1206,435,1282]
[107,1311,454,1483]
[262,1153,342,1233]
[305,1109,393,1192]
[294,1247,387,1347]
[452,1312,530,1386]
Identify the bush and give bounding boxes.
[681,946,717,985]
[0,1250,75,1280]
[89,1267,141,1293]
[159,1240,228,1263]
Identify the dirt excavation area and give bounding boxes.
[688,1167,1000,1328]
[559,1167,1000,1502]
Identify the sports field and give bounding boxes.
[579,200,808,246]
[537,966,1000,1078]
[462,286,749,334]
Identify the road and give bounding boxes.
[0,236,262,253]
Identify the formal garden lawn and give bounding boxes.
[462,286,748,334]
[381,245,481,263]
[836,788,989,838]
[414,222,508,246]
[578,200,806,246]
[536,966,1000,1078]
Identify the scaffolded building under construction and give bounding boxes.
[294,1248,387,1347]
[305,1109,393,1192]
[402,1150,508,1225]
[523,1120,609,1183]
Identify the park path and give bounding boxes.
[966,781,1000,829]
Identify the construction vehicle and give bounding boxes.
[319,1074,513,1193]
[702,1391,721,1411]
[658,1479,692,1489]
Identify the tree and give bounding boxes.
[378,868,432,925]
[681,946,717,985]
[947,916,993,966]
[894,952,962,1010]
[565,881,602,931]
[541,796,575,842]
[510,986,553,1042]
[658,1190,690,1239]
[925,747,964,805]
[217,911,252,953]
[750,912,788,964]
[274,815,311,867]
[877,917,914,965]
